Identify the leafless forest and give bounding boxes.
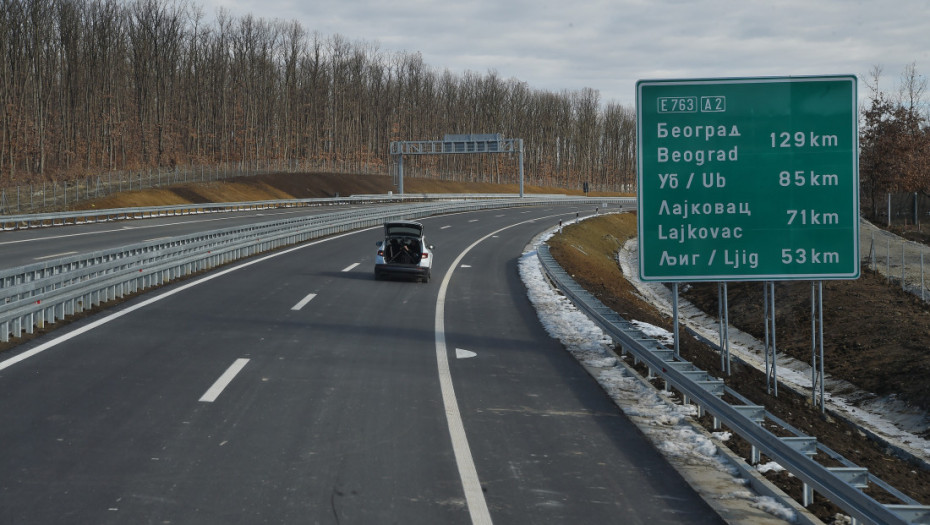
[860,64,930,221]
[0,0,637,192]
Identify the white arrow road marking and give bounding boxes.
[291,293,317,311]
[342,262,360,272]
[199,358,250,403]
[456,348,477,359]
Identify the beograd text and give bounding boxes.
[657,146,738,166]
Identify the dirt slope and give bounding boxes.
[77,171,621,210]
[684,275,930,415]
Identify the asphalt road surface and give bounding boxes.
[0,204,725,524]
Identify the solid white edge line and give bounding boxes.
[432,209,571,524]
[436,241,493,525]
[291,293,318,311]
[341,262,360,272]
[199,358,250,403]
[436,216,554,525]
[0,227,376,373]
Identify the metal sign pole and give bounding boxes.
[808,281,827,410]
[723,282,730,375]
[717,282,731,375]
[672,282,680,357]
[398,152,404,195]
[764,282,779,396]
[811,281,817,406]
[769,281,778,397]
[764,282,770,392]
[818,280,825,412]
[718,283,724,370]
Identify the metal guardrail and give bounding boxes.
[0,193,578,230]
[685,326,930,503]
[0,197,632,344]
[536,244,930,525]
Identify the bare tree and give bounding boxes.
[0,0,641,192]
[860,64,930,218]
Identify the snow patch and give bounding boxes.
[618,237,930,461]
[756,462,786,474]
[630,320,674,346]
[750,496,797,522]
[519,226,794,521]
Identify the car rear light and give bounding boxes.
[378,250,384,256]
[421,253,429,259]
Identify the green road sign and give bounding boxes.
[636,76,859,282]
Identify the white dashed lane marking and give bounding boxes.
[199,358,250,403]
[291,293,318,311]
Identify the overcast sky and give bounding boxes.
[199,0,930,108]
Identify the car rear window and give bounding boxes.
[386,225,422,237]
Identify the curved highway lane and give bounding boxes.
[0,205,723,524]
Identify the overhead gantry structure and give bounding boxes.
[389,134,525,197]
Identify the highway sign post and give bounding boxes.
[636,76,859,282]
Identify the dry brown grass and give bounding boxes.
[74,171,630,211]
[547,212,666,326]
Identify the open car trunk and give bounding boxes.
[376,221,431,282]
[382,237,423,265]
[382,222,425,265]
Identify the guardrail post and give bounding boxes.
[779,436,819,506]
